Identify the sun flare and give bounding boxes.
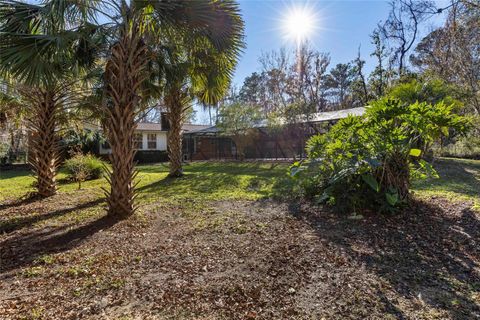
[283,6,317,45]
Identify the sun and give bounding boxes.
[282,6,317,45]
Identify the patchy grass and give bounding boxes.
[0,162,292,234]
[0,159,479,319]
[0,162,292,203]
[1,158,478,208]
[0,158,478,234]
[412,157,480,209]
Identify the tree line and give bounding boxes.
[217,0,479,129]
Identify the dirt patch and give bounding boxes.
[0,196,479,319]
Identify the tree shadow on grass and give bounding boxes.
[413,158,480,199]
[137,172,239,195]
[0,214,120,274]
[0,198,104,234]
[287,199,480,319]
[135,162,294,201]
[0,193,42,210]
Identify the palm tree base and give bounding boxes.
[36,184,57,197]
[168,170,184,178]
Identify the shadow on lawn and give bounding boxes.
[413,158,480,199]
[0,193,41,210]
[0,198,104,234]
[136,172,240,196]
[0,214,119,274]
[136,166,294,200]
[287,199,480,319]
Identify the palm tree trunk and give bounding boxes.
[165,89,185,178]
[25,88,60,197]
[103,22,146,218]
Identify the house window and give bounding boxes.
[134,133,143,149]
[147,133,157,149]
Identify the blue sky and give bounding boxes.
[233,0,390,84]
[194,0,447,124]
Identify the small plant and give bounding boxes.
[23,266,44,278]
[63,153,106,189]
[34,254,56,265]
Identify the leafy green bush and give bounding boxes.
[63,153,106,188]
[387,78,462,107]
[62,129,104,156]
[291,98,469,214]
[434,116,480,159]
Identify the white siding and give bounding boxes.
[99,130,167,154]
[157,132,167,151]
[142,133,148,150]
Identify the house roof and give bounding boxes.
[183,107,367,136]
[309,107,366,123]
[184,125,220,135]
[182,123,211,132]
[136,122,163,131]
[83,122,210,133]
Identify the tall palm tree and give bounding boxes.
[100,1,243,215]
[0,1,99,197]
[163,29,244,177]
[1,0,244,215]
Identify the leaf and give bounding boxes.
[409,149,422,157]
[418,159,440,178]
[385,192,399,206]
[362,174,380,192]
[289,163,304,177]
[364,157,381,168]
[441,126,449,136]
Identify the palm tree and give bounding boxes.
[163,31,244,177]
[1,0,244,215]
[100,1,243,214]
[0,1,99,197]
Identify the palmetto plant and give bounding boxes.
[0,1,100,196]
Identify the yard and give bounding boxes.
[0,158,479,319]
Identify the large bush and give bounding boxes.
[63,153,106,187]
[61,129,104,156]
[291,98,469,213]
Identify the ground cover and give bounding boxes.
[0,159,478,319]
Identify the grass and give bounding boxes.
[412,157,480,209]
[1,158,479,319]
[1,158,478,209]
[0,162,293,204]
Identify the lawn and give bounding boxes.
[0,158,479,319]
[1,158,478,205]
[412,157,480,209]
[0,162,293,204]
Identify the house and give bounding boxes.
[95,121,210,163]
[183,107,366,161]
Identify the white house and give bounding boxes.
[99,122,167,154]
[97,122,209,155]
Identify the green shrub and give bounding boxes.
[63,153,106,188]
[62,129,103,156]
[291,98,469,214]
[434,116,480,159]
